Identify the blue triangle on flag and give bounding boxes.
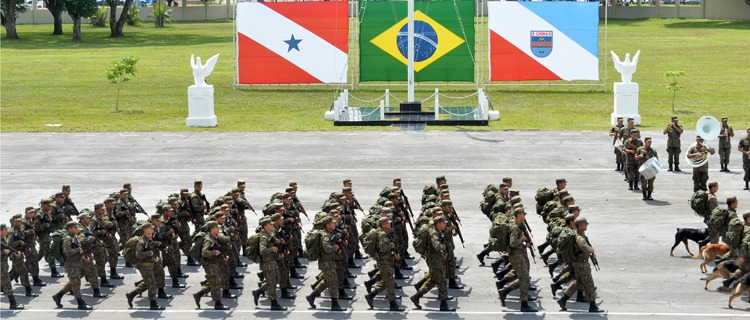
[519,2,599,58]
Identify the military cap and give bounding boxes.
[510,196,522,205]
[342,187,352,193]
[575,217,589,225]
[66,221,79,229]
[149,214,160,221]
[94,203,104,210]
[62,185,71,191]
[270,213,282,221]
[285,187,294,193]
[502,177,513,183]
[223,196,234,202]
[627,117,634,121]
[335,192,346,200]
[439,189,450,195]
[272,201,284,208]
[180,188,189,193]
[40,198,53,205]
[722,116,728,121]
[103,198,115,204]
[384,201,394,207]
[671,116,678,121]
[568,205,580,212]
[282,193,293,199]
[238,180,246,186]
[259,217,272,226]
[556,178,567,184]
[0,224,6,230]
[25,206,35,212]
[433,216,446,224]
[564,214,576,222]
[393,178,402,183]
[708,181,718,188]
[696,136,704,141]
[231,188,240,193]
[213,213,225,220]
[322,216,334,225]
[499,183,509,189]
[513,207,526,216]
[329,203,341,209]
[558,189,569,196]
[162,205,173,212]
[205,221,219,229]
[562,196,575,203]
[439,184,450,190]
[220,204,230,210]
[512,203,525,212]
[435,175,446,181]
[11,214,22,222]
[194,180,203,186]
[77,212,91,220]
[54,192,65,198]
[616,117,623,120]
[431,207,442,214]
[343,179,352,184]
[381,208,393,214]
[167,197,178,204]
[329,208,340,215]
[644,137,652,141]
[378,217,391,225]
[288,181,297,187]
[119,189,129,195]
[744,211,750,221]
[509,189,520,197]
[440,200,453,207]
[727,196,738,204]
[630,129,640,134]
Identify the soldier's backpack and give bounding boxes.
[690,190,711,218]
[555,228,578,264]
[262,202,275,216]
[708,207,731,236]
[535,188,556,216]
[360,214,379,236]
[50,229,67,263]
[724,218,745,250]
[129,220,147,238]
[483,184,499,198]
[245,232,262,263]
[360,228,380,258]
[108,191,120,200]
[379,187,393,198]
[304,229,324,262]
[155,200,166,215]
[412,225,431,256]
[488,216,511,252]
[480,191,497,219]
[188,231,207,263]
[123,235,142,265]
[541,201,562,223]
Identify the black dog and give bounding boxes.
[670,227,709,257]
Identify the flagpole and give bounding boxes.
[407,0,415,102]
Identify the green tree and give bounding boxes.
[106,56,138,111]
[148,2,173,28]
[665,70,685,112]
[65,0,98,41]
[44,0,66,35]
[109,0,135,37]
[1,0,28,39]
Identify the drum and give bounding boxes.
[638,157,662,180]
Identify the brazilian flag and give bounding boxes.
[359,0,475,82]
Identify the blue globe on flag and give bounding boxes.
[396,20,438,62]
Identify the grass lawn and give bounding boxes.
[1,19,748,132]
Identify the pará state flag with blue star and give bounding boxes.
[488,1,599,81]
[359,0,475,82]
[236,1,348,84]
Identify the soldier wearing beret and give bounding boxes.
[52,221,93,310]
[2,224,25,309]
[76,213,107,298]
[193,221,231,310]
[623,129,644,191]
[663,116,683,172]
[557,217,602,313]
[718,117,735,172]
[610,117,625,171]
[739,128,750,190]
[635,137,659,200]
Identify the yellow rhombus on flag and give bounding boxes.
[370,10,465,72]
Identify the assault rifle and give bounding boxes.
[521,222,536,264]
[447,214,465,248]
[584,236,600,271]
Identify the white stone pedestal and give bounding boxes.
[611,82,641,125]
[186,85,217,127]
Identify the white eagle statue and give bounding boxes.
[190,53,219,87]
[611,50,640,83]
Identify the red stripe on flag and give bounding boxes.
[490,31,561,81]
[238,33,321,84]
[263,1,348,53]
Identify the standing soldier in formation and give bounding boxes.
[52,221,93,310]
[557,217,603,313]
[623,129,644,191]
[2,224,25,310]
[663,116,683,172]
[688,136,716,192]
[410,216,455,312]
[23,207,47,287]
[636,137,659,201]
[193,221,231,310]
[610,117,625,171]
[125,223,166,310]
[739,128,750,190]
[718,117,735,172]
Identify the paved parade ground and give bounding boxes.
[1,130,749,319]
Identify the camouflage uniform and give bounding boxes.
[151,228,168,290]
[87,217,109,278]
[198,233,223,302]
[719,124,734,167]
[22,217,40,278]
[115,198,135,249]
[160,217,182,280]
[623,137,644,184]
[415,226,448,300]
[636,146,659,192]
[706,193,720,244]
[688,144,710,192]
[8,226,30,288]
[50,201,68,231]
[61,232,84,299]
[313,230,339,298]
[190,191,208,228]
[177,195,194,254]
[102,206,120,272]
[371,228,397,300]
[134,236,157,301]
[34,207,55,271]
[611,123,625,168]
[1,236,18,298]
[564,231,596,302]
[77,223,102,291]
[739,135,750,185]
[507,223,531,301]
[259,229,279,300]
[665,123,683,168]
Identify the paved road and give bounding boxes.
[1,131,749,320]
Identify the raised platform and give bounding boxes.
[333,106,489,126]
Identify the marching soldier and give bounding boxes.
[623,129,644,191]
[365,217,405,311]
[61,185,80,218]
[115,189,136,258]
[160,205,187,289]
[557,217,603,313]
[23,207,46,287]
[192,221,231,310]
[9,215,38,298]
[190,180,210,228]
[52,221,93,310]
[663,116,683,172]
[706,181,720,243]
[125,223,166,310]
[688,136,716,192]
[145,214,174,300]
[37,199,63,278]
[499,208,537,312]
[253,216,287,311]
[618,118,637,180]
[306,216,347,312]
[52,192,73,225]
[636,137,659,200]
[739,128,750,190]
[2,224,25,310]
[92,203,119,286]
[610,117,625,171]
[102,198,124,279]
[123,183,148,216]
[718,117,735,172]
[76,213,108,298]
[410,216,455,312]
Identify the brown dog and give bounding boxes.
[693,243,729,273]
[728,273,750,308]
[704,260,739,290]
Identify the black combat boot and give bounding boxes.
[439,299,455,312]
[229,278,243,289]
[344,279,356,289]
[576,290,587,302]
[355,250,368,260]
[589,301,604,313]
[149,299,165,310]
[222,289,237,299]
[330,298,347,312]
[390,299,405,311]
[394,268,409,280]
[280,288,296,299]
[270,299,287,311]
[476,247,492,266]
[537,241,549,254]
[172,277,185,288]
[491,259,503,274]
[101,277,114,288]
[338,289,353,300]
[410,292,423,309]
[624,172,629,181]
[628,181,633,190]
[400,262,413,271]
[110,267,124,280]
[498,287,512,307]
[347,257,361,269]
[124,262,133,268]
[367,268,379,278]
[346,271,357,279]
[32,276,47,287]
[647,191,654,200]
[674,165,681,172]
[93,288,107,298]
[540,250,553,266]
[50,266,64,278]
[744,181,750,190]
[76,297,93,310]
[642,191,648,200]
[548,261,559,277]
[158,288,173,299]
[186,257,199,266]
[495,278,508,290]
[126,291,137,308]
[193,291,203,308]
[557,294,569,311]
[720,163,725,172]
[496,267,512,280]
[251,289,262,306]
[215,300,230,310]
[413,277,426,291]
[306,291,320,309]
[551,281,561,296]
[53,290,65,308]
[8,296,24,310]
[294,258,306,269]
[24,286,38,297]
[520,301,537,312]
[177,267,189,278]
[310,277,322,290]
[257,271,265,282]
[634,181,641,190]
[668,164,673,172]
[134,280,143,287]
[365,291,377,309]
[200,280,208,286]
[289,268,304,279]
[364,278,374,293]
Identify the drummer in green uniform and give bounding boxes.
[635,137,659,201]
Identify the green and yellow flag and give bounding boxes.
[359,0,475,82]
